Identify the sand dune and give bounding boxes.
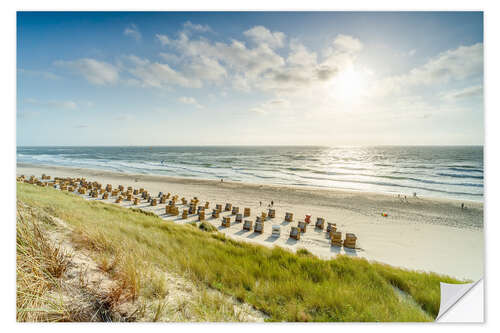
[17,163,484,280]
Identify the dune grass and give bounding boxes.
[17,183,465,322]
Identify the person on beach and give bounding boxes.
[271,200,274,207]
[259,201,262,207]
[461,203,464,210]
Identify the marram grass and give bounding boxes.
[17,183,465,322]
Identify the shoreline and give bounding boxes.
[17,162,483,206]
[17,163,484,280]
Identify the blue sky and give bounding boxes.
[17,11,483,146]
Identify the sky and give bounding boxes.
[17,11,484,146]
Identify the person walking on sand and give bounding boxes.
[461,203,464,210]
[271,200,274,207]
[259,201,262,207]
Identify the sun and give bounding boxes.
[331,67,367,104]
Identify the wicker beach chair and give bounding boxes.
[298,221,307,233]
[222,216,231,227]
[244,207,251,217]
[182,209,188,219]
[326,222,337,233]
[290,226,300,240]
[243,220,253,231]
[268,209,276,218]
[285,212,293,222]
[232,206,239,215]
[344,233,357,249]
[272,225,281,237]
[254,221,264,234]
[225,203,232,211]
[212,209,220,218]
[331,231,342,247]
[316,217,325,230]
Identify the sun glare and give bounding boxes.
[331,67,367,104]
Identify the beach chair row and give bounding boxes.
[20,174,357,249]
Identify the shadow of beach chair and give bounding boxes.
[271,225,281,237]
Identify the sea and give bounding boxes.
[17,146,484,202]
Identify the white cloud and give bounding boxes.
[124,24,141,41]
[441,85,483,100]
[159,52,182,64]
[178,96,203,109]
[19,68,60,80]
[24,98,78,110]
[405,43,483,86]
[121,55,201,88]
[156,34,171,46]
[243,26,286,49]
[54,58,119,85]
[332,34,363,53]
[183,21,211,33]
[408,49,416,56]
[373,43,483,98]
[250,98,291,115]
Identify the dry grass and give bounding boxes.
[16,203,71,321]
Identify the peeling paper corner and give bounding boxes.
[436,279,483,322]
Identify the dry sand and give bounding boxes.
[17,163,484,280]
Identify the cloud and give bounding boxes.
[74,124,88,128]
[124,24,141,41]
[183,21,211,33]
[121,55,201,88]
[406,43,483,85]
[374,43,483,97]
[408,49,416,56]
[24,98,78,110]
[178,96,203,109]
[442,85,483,100]
[250,98,291,115]
[243,26,286,49]
[332,34,363,53]
[156,34,171,46]
[55,58,119,85]
[18,68,60,80]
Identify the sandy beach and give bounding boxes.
[17,163,484,280]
